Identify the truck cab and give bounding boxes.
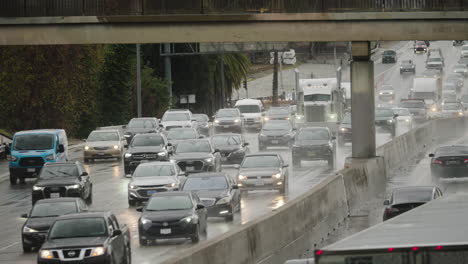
[8,129,68,185]
[234,99,264,131]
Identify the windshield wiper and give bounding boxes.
[57,170,73,177]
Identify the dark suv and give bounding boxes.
[170,139,222,174]
[382,50,397,63]
[124,133,171,175]
[31,162,92,205]
[292,127,335,168]
[123,117,160,144]
[258,120,296,150]
[375,107,397,137]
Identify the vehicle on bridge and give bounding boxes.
[292,127,335,168]
[123,117,160,144]
[430,145,468,181]
[234,98,264,131]
[461,44,468,57]
[378,85,395,103]
[458,57,468,67]
[453,40,465,46]
[392,108,413,130]
[84,129,125,163]
[21,197,88,252]
[382,50,397,63]
[400,99,428,121]
[38,212,131,264]
[441,90,458,103]
[181,172,241,221]
[236,153,288,194]
[213,108,243,134]
[160,109,197,132]
[170,139,222,174]
[452,64,468,76]
[446,73,464,91]
[399,59,416,74]
[375,108,397,137]
[31,161,92,205]
[315,193,468,264]
[410,74,442,112]
[264,106,295,124]
[414,40,428,53]
[211,133,249,164]
[258,120,296,150]
[337,112,352,147]
[437,102,464,119]
[8,129,68,185]
[192,114,211,136]
[383,186,442,221]
[461,95,468,110]
[123,133,171,175]
[137,191,207,244]
[127,161,184,206]
[426,48,445,71]
[166,127,202,147]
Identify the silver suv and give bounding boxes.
[160,109,197,131]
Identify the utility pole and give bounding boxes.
[164,43,172,107]
[220,57,226,108]
[272,50,279,106]
[136,44,142,117]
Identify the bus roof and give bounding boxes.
[321,193,468,252]
[15,129,65,136]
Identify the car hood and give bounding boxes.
[216,117,239,121]
[86,141,120,147]
[190,189,229,199]
[239,167,280,177]
[131,176,177,187]
[261,129,291,136]
[428,61,443,65]
[12,149,55,157]
[296,139,329,146]
[143,209,192,222]
[42,237,108,250]
[161,121,191,127]
[266,114,289,119]
[35,177,80,187]
[126,128,157,134]
[172,152,212,160]
[25,217,57,232]
[215,145,241,152]
[375,116,392,121]
[127,146,164,154]
[167,139,196,146]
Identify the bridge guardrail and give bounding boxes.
[1,0,467,17]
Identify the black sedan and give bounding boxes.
[430,145,468,180]
[292,127,335,168]
[123,117,160,144]
[375,107,397,137]
[211,133,249,164]
[383,186,442,221]
[382,50,397,63]
[236,153,288,193]
[337,112,352,147]
[258,120,296,150]
[170,139,222,174]
[181,172,241,221]
[137,191,208,244]
[193,114,211,136]
[124,133,172,175]
[31,162,92,205]
[21,198,88,252]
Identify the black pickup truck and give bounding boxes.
[37,212,131,264]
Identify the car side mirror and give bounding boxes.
[199,135,205,139]
[383,200,390,206]
[82,138,87,142]
[191,119,196,122]
[234,164,240,169]
[429,153,435,157]
[283,164,289,168]
[196,204,205,210]
[167,143,172,147]
[241,114,245,118]
[261,112,266,116]
[394,114,399,118]
[21,213,28,218]
[232,185,239,190]
[81,171,88,176]
[331,136,336,140]
[214,149,220,153]
[122,125,127,129]
[159,124,164,128]
[136,207,143,212]
[168,150,174,155]
[178,171,187,177]
[124,144,128,148]
[243,143,249,147]
[57,144,65,153]
[112,229,122,237]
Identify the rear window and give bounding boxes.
[400,101,425,109]
[436,146,468,156]
[383,50,395,55]
[393,188,433,204]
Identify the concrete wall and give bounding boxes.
[163,117,468,264]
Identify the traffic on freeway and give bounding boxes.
[1,40,468,264]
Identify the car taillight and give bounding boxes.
[432,159,443,165]
[464,159,468,164]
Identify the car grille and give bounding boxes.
[245,118,257,124]
[151,220,181,227]
[93,146,109,150]
[132,153,158,160]
[19,157,44,167]
[43,187,67,198]
[267,135,286,139]
[177,160,204,171]
[219,121,234,125]
[201,198,216,207]
[63,249,81,259]
[136,186,167,197]
[305,105,325,122]
[415,47,425,51]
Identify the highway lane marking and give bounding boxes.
[0,242,19,251]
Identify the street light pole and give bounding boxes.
[136,44,142,118]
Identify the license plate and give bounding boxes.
[223,125,229,128]
[308,151,316,157]
[27,168,36,173]
[447,160,460,165]
[160,228,171,235]
[255,180,264,186]
[147,190,156,196]
[50,193,60,198]
[98,152,105,156]
[221,157,227,162]
[186,166,194,171]
[271,140,279,144]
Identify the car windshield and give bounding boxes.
[87,131,119,142]
[146,195,193,211]
[267,108,289,115]
[236,104,260,113]
[375,109,394,117]
[183,176,228,191]
[40,165,79,179]
[263,121,291,130]
[443,104,460,110]
[381,86,393,91]
[401,101,425,108]
[454,65,467,70]
[393,109,411,116]
[49,218,107,239]
[428,57,442,62]
[176,141,211,153]
[242,155,280,168]
[30,202,78,218]
[162,113,190,121]
[416,41,426,45]
[167,129,197,140]
[298,129,329,140]
[132,135,164,147]
[341,113,351,124]
[436,146,468,156]
[304,94,330,102]
[217,110,239,118]
[383,50,395,55]
[134,164,175,177]
[193,114,208,122]
[14,134,54,151]
[212,135,241,146]
[393,189,433,204]
[128,119,156,128]
[401,60,412,65]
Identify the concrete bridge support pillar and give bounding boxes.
[351,41,376,158]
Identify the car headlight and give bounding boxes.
[181,215,197,223]
[264,117,270,121]
[214,120,220,124]
[66,184,81,189]
[379,92,384,95]
[387,119,394,123]
[40,250,54,259]
[217,196,231,205]
[23,226,38,233]
[91,247,106,257]
[124,134,131,138]
[113,145,119,150]
[238,175,247,180]
[124,153,132,158]
[140,217,151,225]
[45,154,55,161]
[84,146,89,151]
[158,152,166,156]
[272,173,282,179]
[389,91,394,95]
[234,119,240,123]
[204,157,214,163]
[129,184,137,189]
[165,182,178,188]
[405,119,411,122]
[431,107,437,112]
[459,112,464,116]
[10,155,18,162]
[340,127,348,132]
[259,133,267,138]
[296,115,304,120]
[32,185,43,191]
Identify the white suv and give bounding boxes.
[160,109,197,131]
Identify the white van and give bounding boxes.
[234,99,264,130]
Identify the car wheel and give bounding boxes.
[9,174,17,185]
[191,225,200,243]
[123,245,131,264]
[225,214,234,222]
[22,242,32,253]
[139,237,148,246]
[128,199,137,207]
